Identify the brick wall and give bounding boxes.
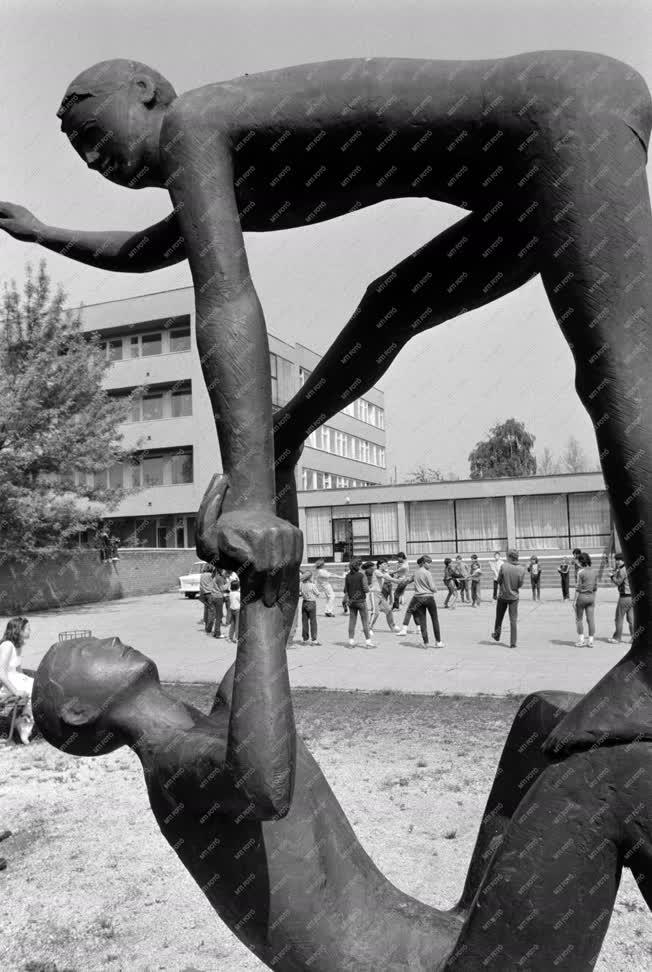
[0,548,201,614]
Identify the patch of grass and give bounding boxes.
[443,829,458,840]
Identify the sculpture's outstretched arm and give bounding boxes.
[166,111,301,817]
[0,202,186,273]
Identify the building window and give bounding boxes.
[171,451,193,484]
[142,456,165,486]
[269,352,279,405]
[342,402,355,417]
[108,339,123,361]
[129,336,140,359]
[357,399,369,423]
[171,387,192,417]
[299,366,312,387]
[334,431,347,456]
[359,440,370,463]
[142,333,162,356]
[170,328,191,352]
[320,426,331,451]
[142,393,164,421]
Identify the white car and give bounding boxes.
[178,561,207,598]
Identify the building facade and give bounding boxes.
[78,287,386,548]
[297,472,619,563]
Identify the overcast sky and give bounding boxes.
[2,0,651,479]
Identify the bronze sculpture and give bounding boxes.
[1,49,651,968]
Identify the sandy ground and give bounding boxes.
[1,688,650,972]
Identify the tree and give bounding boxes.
[561,435,589,474]
[0,262,140,552]
[468,419,537,480]
[537,446,561,476]
[405,465,444,484]
[405,465,461,483]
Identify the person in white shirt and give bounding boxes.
[228,580,241,643]
[313,559,336,617]
[490,551,504,601]
[369,559,399,633]
[0,617,34,744]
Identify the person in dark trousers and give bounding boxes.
[390,552,410,610]
[453,555,469,602]
[491,549,526,649]
[558,557,571,600]
[470,554,482,606]
[198,563,216,630]
[608,553,634,643]
[344,559,375,648]
[443,558,458,609]
[574,551,599,647]
[398,555,444,648]
[490,551,504,600]
[527,556,542,601]
[207,567,226,639]
[300,570,321,646]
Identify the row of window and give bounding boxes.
[299,367,385,428]
[112,384,193,422]
[91,515,197,550]
[98,327,191,360]
[301,468,376,491]
[306,425,386,467]
[68,449,194,490]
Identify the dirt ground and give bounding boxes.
[1,687,650,972]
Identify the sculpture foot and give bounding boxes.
[543,651,652,757]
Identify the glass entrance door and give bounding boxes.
[333,517,371,560]
[351,517,371,558]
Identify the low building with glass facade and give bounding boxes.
[77,287,386,547]
[297,471,618,563]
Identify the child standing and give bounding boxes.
[470,554,482,606]
[300,570,321,646]
[344,560,375,648]
[527,556,542,601]
[608,553,634,644]
[228,579,241,643]
[454,555,469,603]
[314,559,337,617]
[369,559,399,633]
[443,558,458,609]
[490,551,504,600]
[558,558,571,600]
[574,552,599,648]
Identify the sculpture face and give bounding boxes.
[61,91,160,189]
[33,636,157,756]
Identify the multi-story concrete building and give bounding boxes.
[78,287,387,548]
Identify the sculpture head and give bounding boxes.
[57,60,177,189]
[33,636,158,757]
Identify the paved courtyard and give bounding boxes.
[19,586,628,696]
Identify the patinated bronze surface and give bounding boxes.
[4,49,651,969]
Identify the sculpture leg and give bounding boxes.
[455,690,580,915]
[274,204,541,455]
[529,103,652,754]
[444,747,624,971]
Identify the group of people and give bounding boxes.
[287,548,635,653]
[197,564,241,642]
